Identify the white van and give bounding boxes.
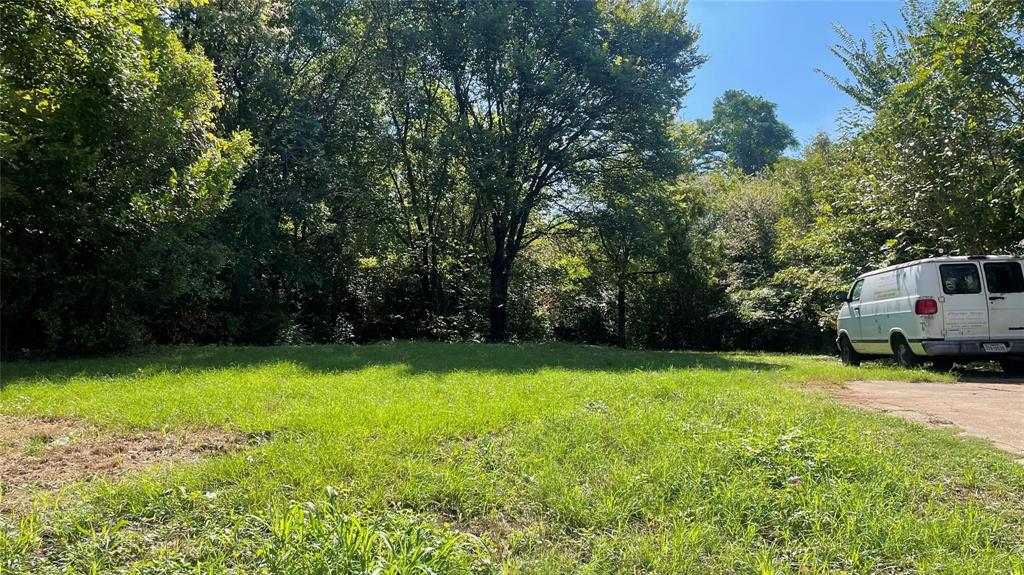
[835,256,1024,373]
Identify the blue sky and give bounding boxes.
[681,0,904,147]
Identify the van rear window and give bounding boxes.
[984,262,1024,293]
[939,264,982,295]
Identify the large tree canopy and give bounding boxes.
[1,0,252,352]
[698,89,797,174]
[420,0,704,340]
[2,0,1020,355]
[169,0,387,344]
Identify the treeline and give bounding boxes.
[2,0,1021,355]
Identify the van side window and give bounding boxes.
[983,262,1024,293]
[939,264,982,295]
[849,279,864,301]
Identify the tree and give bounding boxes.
[698,89,797,175]
[855,0,1023,256]
[705,153,831,351]
[170,0,386,343]
[1,0,252,352]
[424,0,703,341]
[543,167,727,350]
[582,177,674,347]
[775,0,1024,335]
[820,0,938,117]
[570,124,702,347]
[370,1,484,337]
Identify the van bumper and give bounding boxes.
[919,338,1024,357]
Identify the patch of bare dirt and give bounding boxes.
[816,379,1024,462]
[0,414,245,507]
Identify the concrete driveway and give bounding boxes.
[828,376,1024,461]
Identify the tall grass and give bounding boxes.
[1,342,1021,574]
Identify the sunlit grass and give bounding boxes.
[1,342,1021,574]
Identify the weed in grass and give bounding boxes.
[22,436,49,457]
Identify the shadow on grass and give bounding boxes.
[0,342,783,387]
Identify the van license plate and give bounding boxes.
[983,343,1008,353]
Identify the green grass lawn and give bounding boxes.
[1,342,1022,574]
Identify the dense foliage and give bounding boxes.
[697,89,797,174]
[773,0,1024,334]
[1,0,252,352]
[2,0,1021,354]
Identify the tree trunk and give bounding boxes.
[488,216,513,342]
[616,278,627,348]
[429,239,441,315]
[420,245,433,315]
[488,260,510,342]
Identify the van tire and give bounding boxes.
[893,336,920,368]
[931,358,955,372]
[839,336,861,366]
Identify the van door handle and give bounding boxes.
[853,306,860,313]
[989,296,1005,301]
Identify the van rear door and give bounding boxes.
[937,263,989,339]
[982,260,1024,340]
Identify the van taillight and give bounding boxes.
[915,298,938,315]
